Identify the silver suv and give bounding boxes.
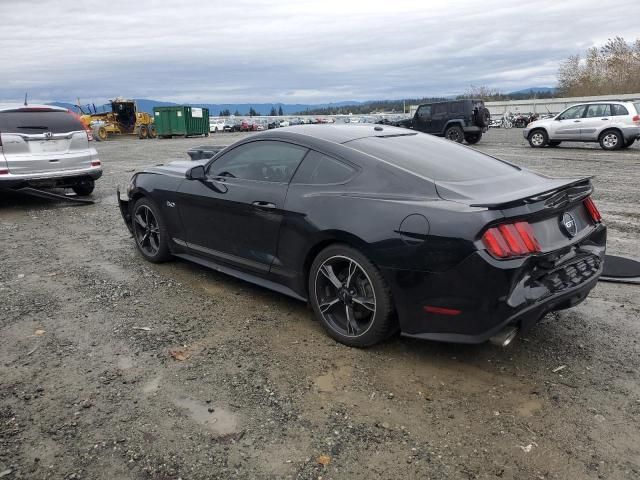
[523,101,640,150]
[0,104,102,195]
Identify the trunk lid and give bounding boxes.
[441,174,597,254]
[0,109,92,175]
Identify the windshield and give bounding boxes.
[346,133,519,182]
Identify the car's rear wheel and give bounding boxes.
[132,198,171,263]
[309,245,395,347]
[444,125,464,143]
[72,179,95,196]
[464,133,481,144]
[528,129,548,148]
[599,130,623,150]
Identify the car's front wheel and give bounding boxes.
[309,244,396,347]
[444,125,464,143]
[528,129,548,148]
[132,197,171,263]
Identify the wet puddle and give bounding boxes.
[172,397,239,435]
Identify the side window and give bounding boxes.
[585,104,611,118]
[291,151,357,185]
[417,105,431,118]
[208,141,308,183]
[611,104,629,116]
[450,102,463,114]
[433,104,447,115]
[559,105,585,120]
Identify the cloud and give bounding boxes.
[1,0,638,103]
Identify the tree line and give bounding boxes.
[298,37,640,115]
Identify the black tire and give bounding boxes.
[147,124,157,139]
[528,129,548,148]
[548,140,562,147]
[444,125,464,143]
[308,244,396,347]
[475,107,490,128]
[72,179,95,196]
[599,130,623,151]
[464,133,481,144]
[131,197,171,263]
[621,138,635,149]
[138,124,149,139]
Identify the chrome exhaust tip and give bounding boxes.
[489,326,518,347]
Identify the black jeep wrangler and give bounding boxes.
[392,99,491,144]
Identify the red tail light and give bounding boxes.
[0,168,8,175]
[632,115,640,125]
[583,197,602,223]
[482,221,541,259]
[91,159,101,167]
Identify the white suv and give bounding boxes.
[0,104,102,195]
[523,101,640,150]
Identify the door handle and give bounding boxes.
[573,120,581,122]
[601,118,609,120]
[252,201,276,209]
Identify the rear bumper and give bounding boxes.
[0,166,102,190]
[621,126,640,141]
[384,224,606,344]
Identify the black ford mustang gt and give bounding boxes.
[118,125,606,347]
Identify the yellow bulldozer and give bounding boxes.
[78,97,156,141]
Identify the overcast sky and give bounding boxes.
[2,0,639,104]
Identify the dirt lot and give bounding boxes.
[1,128,639,480]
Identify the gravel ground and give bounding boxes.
[1,128,639,480]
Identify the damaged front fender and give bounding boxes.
[116,186,133,234]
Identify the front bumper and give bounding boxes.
[383,224,606,344]
[117,187,133,234]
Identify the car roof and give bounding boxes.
[257,124,415,144]
[0,103,69,113]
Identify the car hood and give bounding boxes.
[526,118,553,129]
[145,159,208,177]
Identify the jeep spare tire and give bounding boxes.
[475,107,490,128]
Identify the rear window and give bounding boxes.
[634,103,640,115]
[292,150,357,184]
[0,110,85,134]
[611,104,629,116]
[347,133,519,182]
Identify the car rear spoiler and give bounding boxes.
[469,177,593,209]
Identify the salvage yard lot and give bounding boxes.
[1,129,639,479]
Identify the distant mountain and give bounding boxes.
[47,99,364,116]
[508,87,557,95]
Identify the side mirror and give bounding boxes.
[187,165,206,180]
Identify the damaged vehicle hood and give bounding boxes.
[143,159,208,178]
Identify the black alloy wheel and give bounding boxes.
[309,245,395,347]
[445,125,464,143]
[132,198,170,262]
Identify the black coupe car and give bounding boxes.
[118,125,606,347]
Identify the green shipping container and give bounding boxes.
[153,106,210,138]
